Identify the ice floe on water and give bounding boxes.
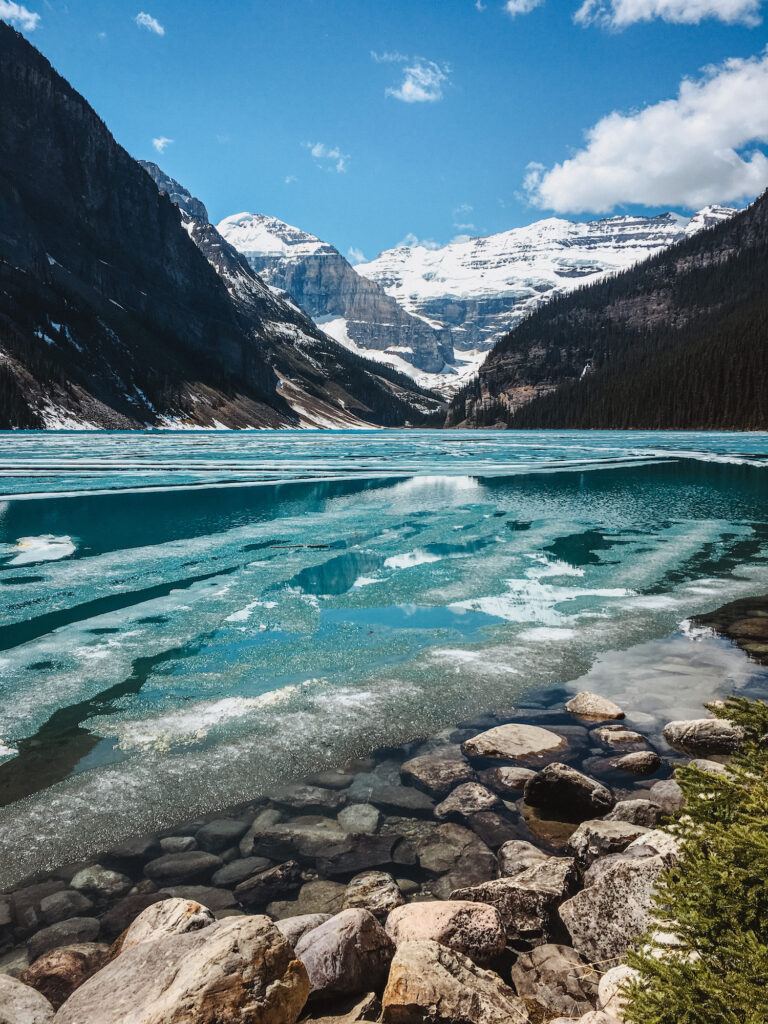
[6,534,75,565]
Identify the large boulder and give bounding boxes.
[451,857,577,945]
[434,783,501,822]
[27,919,100,962]
[294,910,394,998]
[663,718,743,757]
[275,914,332,949]
[415,824,498,899]
[462,724,565,762]
[0,975,54,1024]
[143,851,223,887]
[510,943,599,1019]
[381,940,529,1024]
[20,943,108,1010]
[559,854,668,962]
[613,751,661,775]
[524,764,614,821]
[55,916,309,1024]
[385,901,505,966]
[121,898,215,951]
[399,756,475,798]
[565,692,624,721]
[566,820,650,868]
[342,873,404,918]
[98,894,170,943]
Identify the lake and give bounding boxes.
[1,429,767,884]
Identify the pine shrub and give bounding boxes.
[624,697,768,1024]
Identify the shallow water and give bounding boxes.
[0,429,767,886]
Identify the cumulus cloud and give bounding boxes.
[381,57,451,103]
[303,141,349,173]
[152,137,173,153]
[0,1,40,31]
[398,233,442,249]
[504,0,545,16]
[135,12,164,35]
[347,247,366,264]
[575,0,763,27]
[524,49,768,212]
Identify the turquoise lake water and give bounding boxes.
[0,429,767,881]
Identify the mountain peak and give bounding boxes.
[217,212,332,258]
[139,161,209,223]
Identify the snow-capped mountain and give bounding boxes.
[356,207,738,353]
[218,213,453,374]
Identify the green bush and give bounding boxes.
[625,697,768,1024]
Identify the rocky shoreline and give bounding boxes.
[0,677,749,1023]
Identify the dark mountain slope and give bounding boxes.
[449,190,768,430]
[0,23,443,429]
[140,163,445,428]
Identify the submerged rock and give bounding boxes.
[477,766,537,795]
[267,881,347,921]
[143,851,223,887]
[385,901,506,965]
[39,891,94,927]
[565,692,625,721]
[337,804,380,835]
[434,783,501,822]
[70,866,132,901]
[211,856,273,888]
[663,718,744,757]
[194,818,250,854]
[415,824,498,899]
[27,919,100,963]
[591,725,645,748]
[399,756,475,798]
[233,860,302,906]
[524,763,614,821]
[55,916,310,1024]
[270,784,347,814]
[381,940,529,1024]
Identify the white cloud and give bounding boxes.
[385,58,450,103]
[575,0,763,27]
[371,50,408,63]
[135,12,164,35]
[152,136,173,154]
[0,1,40,31]
[398,233,442,249]
[504,0,545,16]
[284,174,298,185]
[451,233,473,243]
[303,141,349,173]
[524,49,768,212]
[348,246,366,264]
[475,1,487,10]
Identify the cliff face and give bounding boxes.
[140,165,446,428]
[449,191,768,430]
[357,208,737,354]
[218,213,453,374]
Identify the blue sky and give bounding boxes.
[4,0,768,262]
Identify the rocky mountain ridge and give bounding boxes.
[357,207,737,355]
[218,212,454,375]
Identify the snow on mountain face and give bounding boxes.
[356,207,738,353]
[218,213,453,375]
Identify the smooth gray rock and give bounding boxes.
[648,779,685,814]
[477,765,537,795]
[317,833,399,877]
[524,763,615,821]
[267,881,348,921]
[276,914,332,948]
[663,718,743,757]
[337,804,381,834]
[614,751,661,775]
[591,725,645,747]
[159,886,237,911]
[399,756,475,798]
[159,836,197,854]
[27,919,100,962]
[0,974,54,1023]
[211,855,273,887]
[70,866,131,901]
[143,850,223,886]
[54,916,310,1024]
[294,909,394,997]
[270,783,347,814]
[566,820,650,868]
[510,943,599,1019]
[194,818,249,853]
[565,692,625,721]
[239,807,283,857]
[687,758,728,775]
[462,723,566,761]
[39,891,94,927]
[416,824,498,900]
[249,815,347,862]
[365,785,436,817]
[10,884,66,939]
[451,857,578,944]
